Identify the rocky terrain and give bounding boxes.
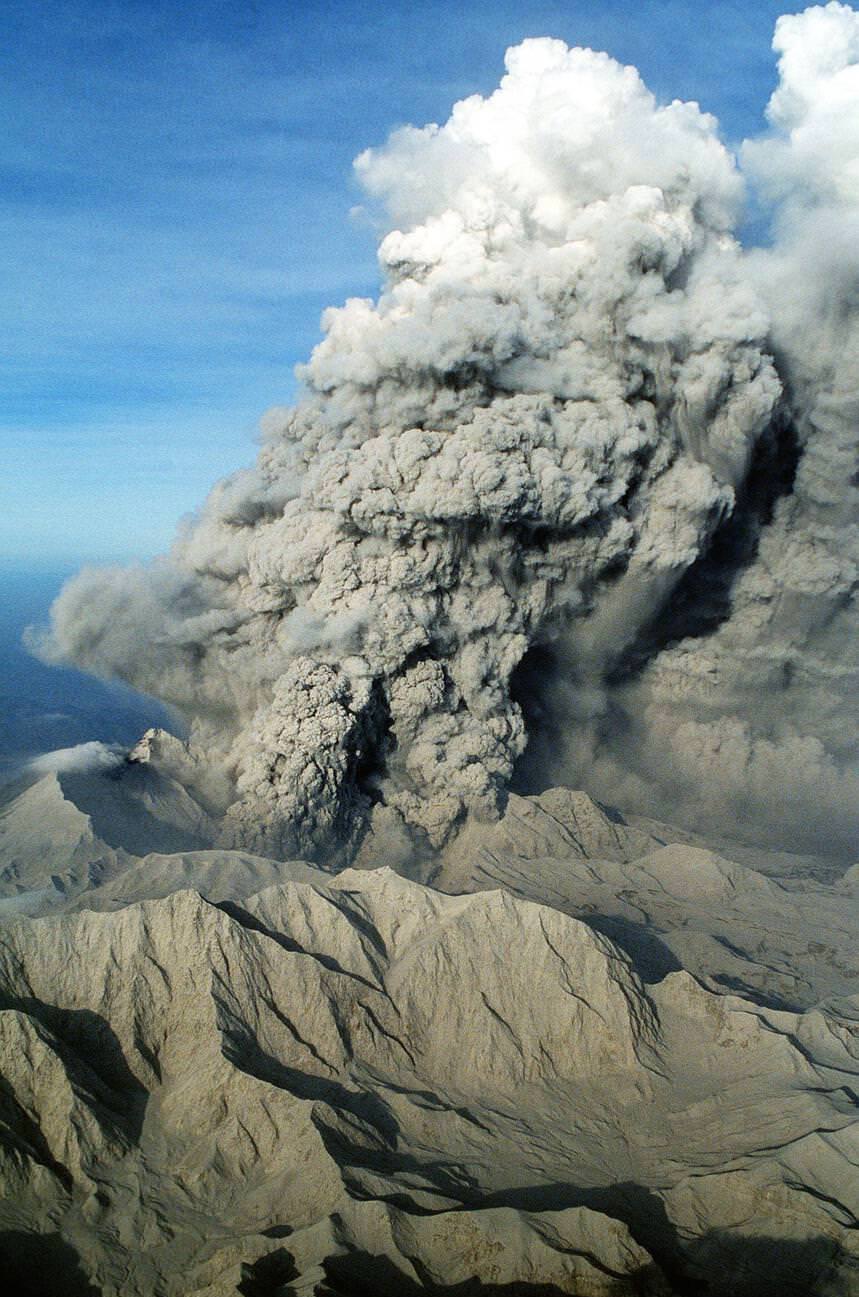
[5,6,859,1290]
[1,756,858,1295]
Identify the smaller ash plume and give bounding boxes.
[43,17,859,865]
[26,741,126,777]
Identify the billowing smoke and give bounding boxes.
[40,7,859,863]
[532,1,859,859]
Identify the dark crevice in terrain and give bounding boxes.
[287,1227,852,1297]
[0,1000,148,1140]
[577,914,682,983]
[0,1232,101,1296]
[219,1025,403,1144]
[476,1181,691,1292]
[0,1074,75,1190]
[238,1246,299,1295]
[215,900,383,994]
[236,1226,856,1296]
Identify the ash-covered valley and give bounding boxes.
[3,5,859,1294]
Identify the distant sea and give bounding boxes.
[0,564,176,780]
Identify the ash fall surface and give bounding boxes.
[4,5,859,1294]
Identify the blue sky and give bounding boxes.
[2,0,807,564]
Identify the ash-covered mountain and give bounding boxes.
[2,765,859,1295]
[5,5,859,1294]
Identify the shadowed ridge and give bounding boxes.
[0,1232,101,1297]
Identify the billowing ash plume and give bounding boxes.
[40,7,859,863]
[535,1,859,860]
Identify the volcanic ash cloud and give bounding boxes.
[43,33,792,861]
[548,1,859,859]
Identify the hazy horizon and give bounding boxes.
[0,565,175,774]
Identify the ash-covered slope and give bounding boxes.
[1,868,858,1296]
[6,7,859,1294]
[0,733,225,909]
[437,788,859,1011]
[2,757,859,1292]
[0,738,352,920]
